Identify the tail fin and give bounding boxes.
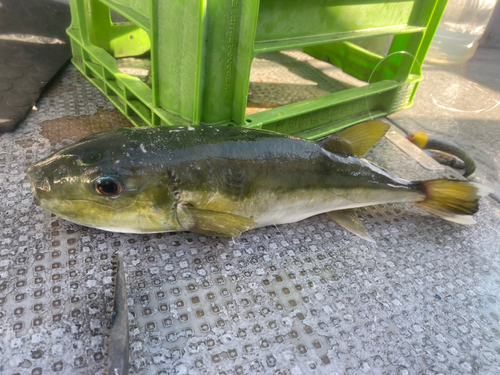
[412,180,491,225]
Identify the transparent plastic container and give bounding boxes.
[427,0,497,64]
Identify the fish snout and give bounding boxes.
[27,165,51,204]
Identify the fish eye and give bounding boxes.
[94,177,123,197]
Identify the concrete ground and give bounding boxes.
[1,48,499,375]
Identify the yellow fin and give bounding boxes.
[412,180,491,225]
[176,204,257,237]
[319,137,354,156]
[329,120,390,157]
[326,209,375,242]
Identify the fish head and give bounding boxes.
[27,130,181,233]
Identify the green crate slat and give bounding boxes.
[100,0,150,33]
[128,99,152,124]
[67,0,447,139]
[253,25,425,54]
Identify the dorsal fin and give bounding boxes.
[321,120,390,157]
[320,137,354,156]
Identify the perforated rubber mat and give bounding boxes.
[1,53,500,375]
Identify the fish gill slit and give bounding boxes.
[167,167,181,201]
[168,167,182,224]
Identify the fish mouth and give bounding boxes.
[33,191,40,205]
[27,165,50,205]
[27,166,40,204]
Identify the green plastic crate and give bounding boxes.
[67,0,447,139]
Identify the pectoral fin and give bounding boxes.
[176,204,257,237]
[326,209,375,242]
[321,120,390,157]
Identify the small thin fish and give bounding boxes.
[408,131,477,179]
[424,149,466,169]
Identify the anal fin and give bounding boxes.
[177,204,257,237]
[326,209,375,242]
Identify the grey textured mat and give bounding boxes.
[0,0,71,132]
[1,50,500,375]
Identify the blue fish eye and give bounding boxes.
[94,177,123,196]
